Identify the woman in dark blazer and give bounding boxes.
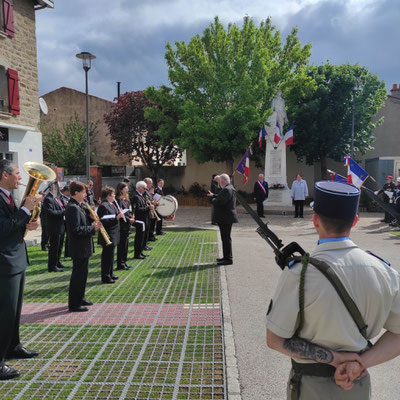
[65,181,100,312]
[115,182,134,270]
[97,186,123,284]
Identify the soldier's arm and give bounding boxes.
[266,329,363,368]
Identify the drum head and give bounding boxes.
[157,196,177,217]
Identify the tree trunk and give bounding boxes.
[226,159,234,177]
[320,156,328,180]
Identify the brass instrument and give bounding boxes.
[22,162,57,236]
[145,196,161,222]
[82,202,112,246]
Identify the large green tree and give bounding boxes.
[148,16,312,174]
[286,63,387,179]
[104,91,181,178]
[42,115,97,175]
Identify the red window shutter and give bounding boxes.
[8,68,20,115]
[3,0,15,38]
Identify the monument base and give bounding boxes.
[265,187,292,207]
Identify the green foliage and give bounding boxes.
[41,115,97,175]
[147,16,311,173]
[286,62,387,178]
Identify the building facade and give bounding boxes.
[0,0,53,200]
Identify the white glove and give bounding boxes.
[374,191,379,195]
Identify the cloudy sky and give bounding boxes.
[36,0,399,101]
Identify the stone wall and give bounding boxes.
[0,0,39,128]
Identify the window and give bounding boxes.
[1,0,14,38]
[0,66,19,115]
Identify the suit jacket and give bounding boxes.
[97,200,120,246]
[60,194,70,208]
[116,197,132,232]
[65,198,95,259]
[212,183,238,225]
[130,191,149,222]
[43,192,65,235]
[253,180,269,203]
[0,190,30,276]
[154,186,165,196]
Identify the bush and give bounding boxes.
[189,182,208,198]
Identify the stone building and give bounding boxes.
[0,0,54,200]
[40,86,130,167]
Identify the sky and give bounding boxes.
[36,0,399,102]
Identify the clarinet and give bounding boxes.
[82,203,112,246]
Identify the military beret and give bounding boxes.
[314,181,360,220]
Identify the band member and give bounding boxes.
[130,181,152,259]
[115,182,134,270]
[39,190,49,251]
[65,181,101,312]
[60,185,71,258]
[143,177,157,245]
[86,180,96,207]
[97,187,124,284]
[43,182,67,272]
[155,178,166,235]
[0,159,41,380]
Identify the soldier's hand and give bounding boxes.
[331,350,365,370]
[26,220,40,231]
[334,361,365,390]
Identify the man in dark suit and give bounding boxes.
[86,179,96,207]
[130,181,152,259]
[43,183,66,272]
[144,177,157,244]
[65,181,100,312]
[0,160,41,380]
[207,173,238,265]
[60,185,71,258]
[154,178,166,235]
[97,186,123,284]
[253,173,269,218]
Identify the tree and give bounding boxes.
[104,91,181,177]
[286,63,387,179]
[149,16,312,174]
[42,115,97,175]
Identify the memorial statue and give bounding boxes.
[266,91,289,142]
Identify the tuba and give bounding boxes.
[23,162,57,236]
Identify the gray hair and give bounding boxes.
[0,159,14,180]
[220,173,230,183]
[136,180,147,189]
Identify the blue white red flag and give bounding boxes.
[258,125,267,148]
[344,155,369,188]
[328,169,348,184]
[284,125,294,146]
[235,149,250,184]
[274,121,281,144]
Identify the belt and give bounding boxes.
[291,359,335,377]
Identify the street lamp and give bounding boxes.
[75,51,96,182]
[350,81,360,158]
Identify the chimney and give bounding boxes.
[117,82,121,98]
[390,83,400,98]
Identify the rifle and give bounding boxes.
[235,191,305,270]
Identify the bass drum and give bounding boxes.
[157,195,178,218]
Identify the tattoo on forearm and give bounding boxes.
[283,336,334,363]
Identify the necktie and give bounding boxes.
[56,198,64,209]
[8,193,15,209]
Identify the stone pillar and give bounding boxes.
[90,165,102,201]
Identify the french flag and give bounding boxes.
[258,125,267,148]
[283,125,294,146]
[274,121,281,144]
[344,155,369,188]
[235,149,250,184]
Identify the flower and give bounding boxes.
[270,183,285,190]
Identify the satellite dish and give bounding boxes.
[39,97,48,115]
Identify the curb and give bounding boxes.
[217,233,242,400]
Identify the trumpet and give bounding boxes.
[146,198,161,221]
[82,203,112,246]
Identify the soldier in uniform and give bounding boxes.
[266,181,400,399]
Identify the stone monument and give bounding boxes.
[264,91,292,206]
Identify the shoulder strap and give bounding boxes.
[293,255,370,342]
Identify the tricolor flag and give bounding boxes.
[283,125,294,146]
[258,125,267,148]
[235,149,250,184]
[274,121,281,144]
[328,169,348,184]
[344,155,369,188]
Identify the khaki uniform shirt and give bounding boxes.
[266,239,400,360]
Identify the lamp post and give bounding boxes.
[350,82,360,158]
[76,51,96,182]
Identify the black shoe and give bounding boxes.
[258,215,265,218]
[123,263,132,269]
[0,364,20,380]
[294,216,298,218]
[81,299,93,306]
[57,263,68,269]
[134,255,146,259]
[217,259,233,266]
[116,265,129,270]
[148,237,157,242]
[6,345,39,360]
[69,306,89,312]
[144,246,152,251]
[41,246,47,251]
[156,231,165,235]
[48,267,63,272]
[217,258,225,262]
[111,275,119,280]
[102,277,115,284]
[300,216,304,218]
